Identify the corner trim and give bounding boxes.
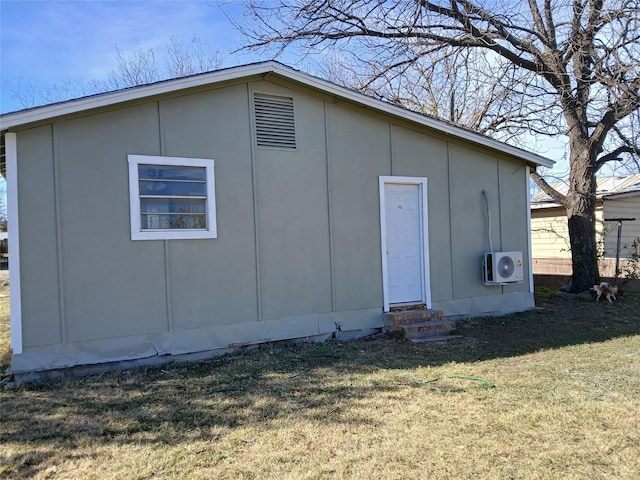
[5,132,22,354]
[526,166,534,294]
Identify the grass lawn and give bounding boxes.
[1,286,639,479]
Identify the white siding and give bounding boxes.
[602,196,640,260]
[531,206,571,259]
[531,203,612,260]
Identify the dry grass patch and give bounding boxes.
[0,282,10,371]
[1,290,639,479]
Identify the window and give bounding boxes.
[128,155,217,240]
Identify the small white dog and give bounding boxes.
[591,282,619,303]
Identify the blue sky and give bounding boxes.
[0,0,570,171]
[0,0,274,114]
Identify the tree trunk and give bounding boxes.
[565,146,600,293]
[566,206,599,292]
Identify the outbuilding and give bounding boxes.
[0,62,553,375]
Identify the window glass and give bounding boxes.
[140,198,206,213]
[138,164,206,181]
[140,213,207,230]
[138,180,207,196]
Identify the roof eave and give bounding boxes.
[1,61,554,169]
[602,189,640,200]
[0,61,278,130]
[266,64,553,168]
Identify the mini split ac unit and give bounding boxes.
[483,251,524,284]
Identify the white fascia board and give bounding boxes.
[602,189,640,200]
[267,64,555,169]
[533,188,640,207]
[0,62,279,130]
[1,60,553,169]
[530,201,563,209]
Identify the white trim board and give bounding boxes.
[526,166,534,294]
[127,155,218,240]
[379,176,432,312]
[5,132,22,354]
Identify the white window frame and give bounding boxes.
[128,154,217,240]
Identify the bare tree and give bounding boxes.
[165,36,222,78]
[100,46,161,91]
[8,36,222,109]
[89,36,222,92]
[238,0,640,293]
[320,48,543,144]
[7,77,93,109]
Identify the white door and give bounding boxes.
[380,178,431,310]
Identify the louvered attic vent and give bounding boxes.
[254,93,296,149]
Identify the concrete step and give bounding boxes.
[389,303,427,312]
[383,309,445,327]
[401,320,458,339]
[409,335,463,343]
[383,308,458,341]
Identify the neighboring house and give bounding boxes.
[531,174,640,277]
[0,62,552,375]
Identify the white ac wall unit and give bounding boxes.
[483,251,524,284]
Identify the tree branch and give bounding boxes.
[530,170,568,207]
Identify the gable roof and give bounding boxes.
[531,173,640,208]
[0,61,553,168]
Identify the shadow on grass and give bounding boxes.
[1,350,388,477]
[453,289,640,362]
[1,291,639,478]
